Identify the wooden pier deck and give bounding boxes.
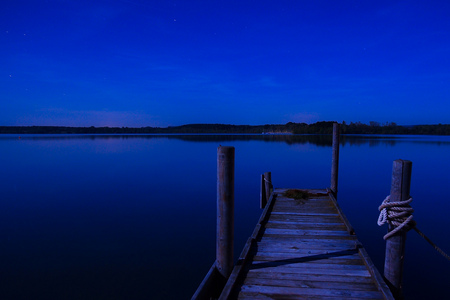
[218,188,394,299]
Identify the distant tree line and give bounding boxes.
[1,121,449,135]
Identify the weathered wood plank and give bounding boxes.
[248,261,368,272]
[258,235,358,244]
[257,238,360,249]
[267,219,344,225]
[252,250,361,260]
[252,251,362,261]
[265,222,347,231]
[271,211,340,217]
[242,277,379,291]
[245,265,372,277]
[264,228,350,236]
[275,188,328,195]
[273,200,334,207]
[253,248,361,258]
[243,270,376,284]
[272,205,338,213]
[269,214,343,223]
[262,234,359,241]
[238,285,383,298]
[237,293,383,300]
[252,259,365,268]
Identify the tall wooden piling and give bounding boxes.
[330,123,340,197]
[260,172,272,209]
[264,172,272,207]
[217,146,235,279]
[384,159,412,299]
[260,174,266,209]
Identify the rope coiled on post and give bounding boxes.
[378,195,450,262]
[377,195,415,240]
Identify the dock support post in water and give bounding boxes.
[384,159,412,299]
[217,146,235,279]
[191,146,235,299]
[330,122,340,198]
[260,172,272,209]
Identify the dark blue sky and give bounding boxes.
[2,0,449,127]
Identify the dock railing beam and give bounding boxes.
[330,123,340,198]
[217,146,235,279]
[384,159,412,299]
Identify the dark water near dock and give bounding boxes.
[1,134,449,299]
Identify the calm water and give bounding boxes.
[1,134,449,299]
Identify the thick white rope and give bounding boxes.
[378,195,450,261]
[377,195,415,240]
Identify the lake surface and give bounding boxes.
[1,134,449,299]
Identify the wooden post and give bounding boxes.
[330,123,340,197]
[384,159,412,299]
[260,172,272,209]
[264,172,272,206]
[260,174,266,209]
[216,146,235,279]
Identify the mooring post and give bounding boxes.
[264,171,272,206]
[216,146,235,279]
[260,174,266,209]
[384,159,412,299]
[330,123,340,197]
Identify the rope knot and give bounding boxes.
[377,195,415,240]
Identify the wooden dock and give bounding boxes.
[217,188,394,299]
[193,126,404,299]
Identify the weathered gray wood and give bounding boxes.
[330,123,340,197]
[252,250,362,261]
[242,277,379,291]
[264,228,350,236]
[252,251,362,260]
[268,220,344,226]
[249,260,369,271]
[271,211,340,216]
[244,270,375,284]
[237,294,382,300]
[269,214,342,223]
[217,146,235,279]
[273,202,336,210]
[275,188,328,194]
[265,222,347,230]
[260,174,266,209]
[384,159,412,299]
[256,238,360,249]
[264,171,272,205]
[238,285,382,298]
[245,265,371,277]
[213,189,392,299]
[252,258,364,267]
[256,244,360,253]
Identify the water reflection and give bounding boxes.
[0,134,449,299]
[2,133,450,147]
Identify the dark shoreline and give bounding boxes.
[1,121,449,135]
